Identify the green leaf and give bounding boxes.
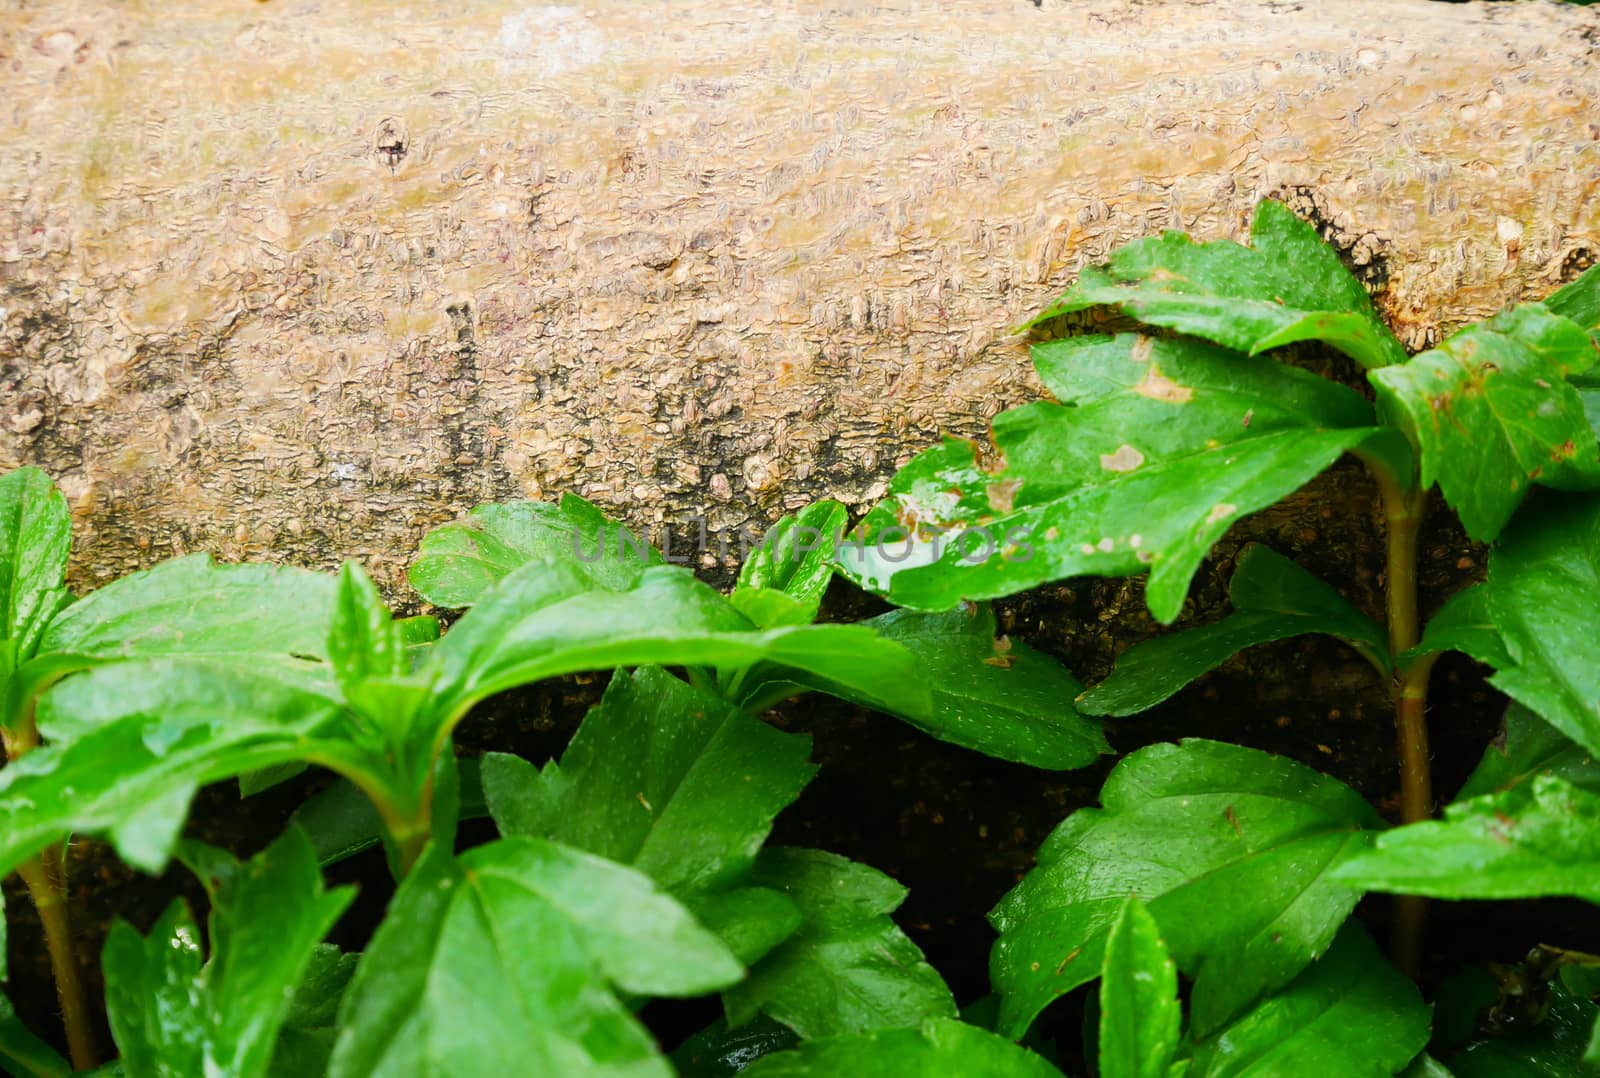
[729,588,818,630]
[267,944,359,1078]
[481,670,813,968]
[837,333,1383,623]
[1404,584,1512,668]
[0,467,72,654]
[7,554,338,740]
[721,623,932,722]
[1370,305,1600,541]
[102,829,354,1078]
[1480,493,1600,756]
[1080,545,1388,717]
[409,494,659,606]
[487,667,816,894]
[736,502,848,622]
[857,605,1107,768]
[1458,702,1598,801]
[0,991,71,1078]
[687,887,806,967]
[329,837,741,1078]
[1575,373,1600,443]
[1188,924,1430,1077]
[1445,978,1599,1077]
[1545,263,1600,335]
[15,557,913,881]
[425,746,463,861]
[1026,200,1406,369]
[35,554,337,664]
[425,561,927,746]
[1099,897,1182,1078]
[738,1019,1067,1078]
[1331,775,1600,902]
[726,847,958,1039]
[394,614,440,649]
[989,739,1383,1038]
[1,660,352,877]
[481,752,560,837]
[328,563,403,691]
[672,1015,800,1077]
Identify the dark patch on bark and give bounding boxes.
[1270,184,1394,295]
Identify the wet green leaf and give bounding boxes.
[686,887,805,967]
[102,829,354,1078]
[1575,372,1600,443]
[480,752,560,839]
[1444,978,1599,1076]
[3,550,338,745]
[1331,775,1600,902]
[1544,263,1600,336]
[1099,897,1182,1078]
[736,502,848,623]
[738,1019,1066,1078]
[990,740,1382,1038]
[409,494,659,606]
[1188,925,1429,1077]
[1370,305,1600,541]
[1480,493,1600,756]
[329,837,740,1078]
[36,554,336,666]
[1080,544,1387,716]
[2,662,352,877]
[1404,584,1512,668]
[756,604,1108,769]
[486,667,816,893]
[672,1015,799,1077]
[424,562,923,733]
[1458,703,1598,801]
[484,668,814,969]
[0,467,72,654]
[838,333,1381,623]
[725,848,957,1038]
[11,557,918,881]
[1404,1055,1458,1078]
[0,991,71,1078]
[267,944,359,1078]
[729,588,816,630]
[720,623,931,722]
[327,563,403,691]
[1025,200,1406,369]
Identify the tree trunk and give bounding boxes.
[1,0,1596,596]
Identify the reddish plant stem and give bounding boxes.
[1376,471,1434,979]
[15,849,97,1071]
[5,691,98,1070]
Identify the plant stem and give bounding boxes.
[1375,469,1434,978]
[15,850,97,1070]
[354,780,431,879]
[5,689,97,1070]
[391,827,430,877]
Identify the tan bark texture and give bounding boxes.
[2,0,1597,596]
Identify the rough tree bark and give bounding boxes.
[2,0,1597,598]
